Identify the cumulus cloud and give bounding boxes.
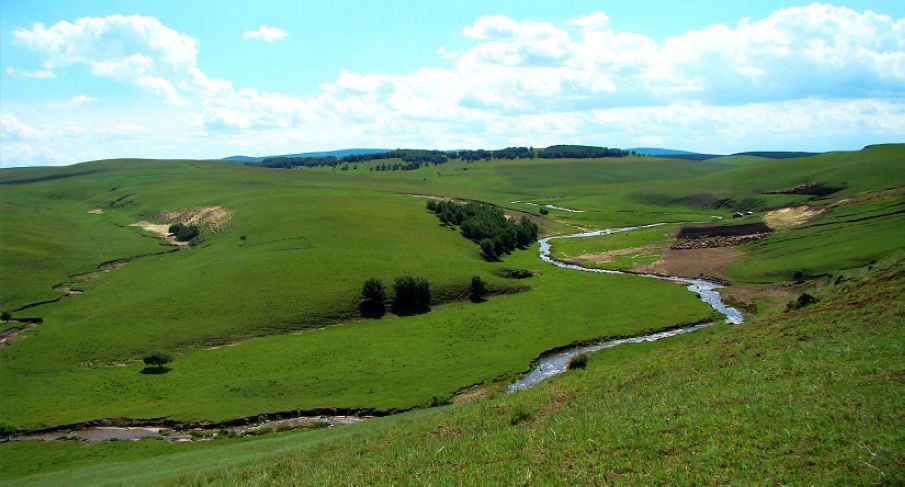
[5,66,56,78]
[242,25,288,42]
[48,95,96,107]
[0,113,41,140]
[3,5,904,166]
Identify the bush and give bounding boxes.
[168,223,200,242]
[361,278,386,303]
[786,293,818,311]
[568,353,589,370]
[429,394,453,407]
[510,405,532,425]
[471,275,488,301]
[143,351,173,369]
[539,207,549,215]
[393,276,431,312]
[1,311,11,322]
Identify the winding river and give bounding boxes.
[9,219,743,442]
[508,222,743,392]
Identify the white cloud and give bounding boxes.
[242,25,288,42]
[48,95,96,107]
[0,113,41,140]
[3,5,904,166]
[5,66,56,78]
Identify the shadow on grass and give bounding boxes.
[359,301,386,319]
[140,367,172,375]
[391,303,431,317]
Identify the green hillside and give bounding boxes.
[1,145,903,485]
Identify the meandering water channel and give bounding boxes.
[507,222,743,391]
[9,219,742,442]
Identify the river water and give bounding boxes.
[508,222,743,392]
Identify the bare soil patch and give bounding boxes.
[638,246,742,282]
[677,222,772,239]
[764,182,842,196]
[672,234,767,249]
[159,206,231,231]
[87,208,103,214]
[575,244,659,264]
[764,206,825,229]
[130,221,189,246]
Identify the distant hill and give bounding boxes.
[733,151,818,159]
[225,148,389,162]
[628,147,723,160]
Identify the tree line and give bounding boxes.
[426,200,538,261]
[254,145,630,170]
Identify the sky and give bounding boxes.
[0,1,903,167]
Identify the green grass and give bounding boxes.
[1,247,712,430]
[729,195,905,282]
[549,224,677,270]
[2,256,901,486]
[1,145,903,484]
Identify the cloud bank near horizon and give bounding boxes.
[1,4,904,166]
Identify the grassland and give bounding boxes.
[2,254,900,485]
[549,224,679,271]
[1,145,903,484]
[0,156,722,432]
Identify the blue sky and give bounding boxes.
[1,1,903,166]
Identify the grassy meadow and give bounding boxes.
[1,144,903,485]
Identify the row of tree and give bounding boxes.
[361,276,431,316]
[426,200,538,261]
[361,275,491,318]
[255,145,630,170]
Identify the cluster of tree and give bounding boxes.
[426,200,539,261]
[360,276,432,315]
[371,161,424,172]
[258,149,449,170]
[256,145,629,170]
[168,223,199,242]
[537,145,628,159]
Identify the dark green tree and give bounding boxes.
[393,276,431,312]
[143,351,173,370]
[361,278,386,303]
[471,276,488,301]
[1,311,11,323]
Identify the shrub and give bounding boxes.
[393,276,431,311]
[1,311,11,322]
[568,353,589,370]
[143,351,173,369]
[539,207,549,215]
[471,275,488,301]
[168,223,200,242]
[786,293,818,311]
[510,405,532,425]
[480,238,498,261]
[429,395,453,407]
[361,278,386,303]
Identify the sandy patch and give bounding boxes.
[764,206,825,229]
[159,206,231,231]
[87,208,103,214]
[130,221,189,246]
[575,244,659,264]
[637,246,742,282]
[408,194,454,201]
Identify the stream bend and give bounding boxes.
[508,222,743,391]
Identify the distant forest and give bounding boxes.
[255,145,632,171]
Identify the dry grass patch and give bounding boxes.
[764,206,825,229]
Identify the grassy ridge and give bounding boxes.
[1,248,713,430]
[2,256,900,485]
